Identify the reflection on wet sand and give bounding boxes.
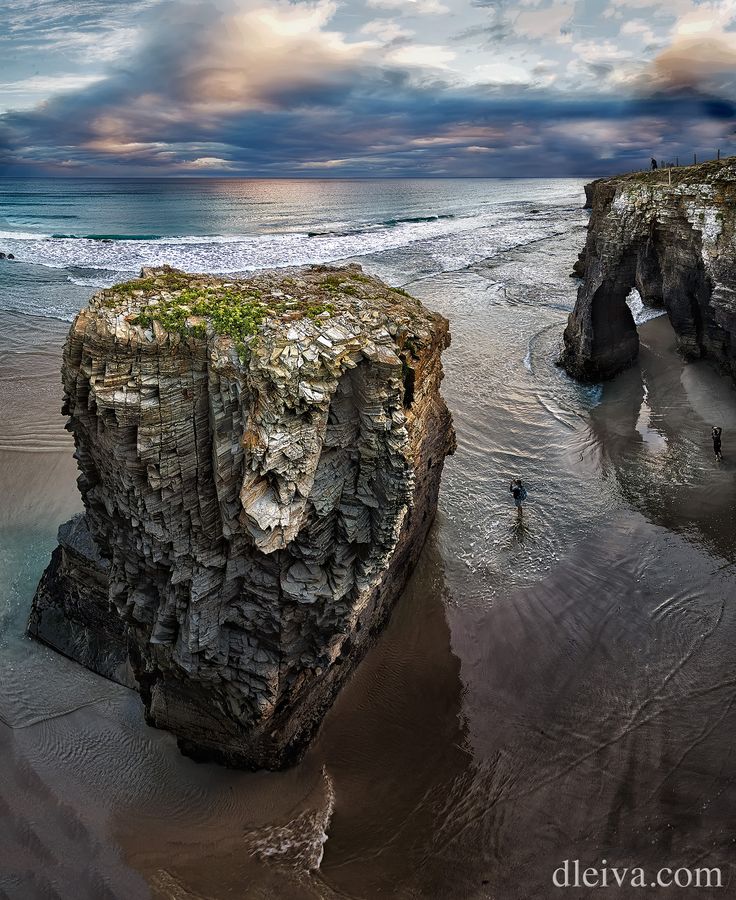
[435,316,736,897]
[441,514,736,898]
[115,535,469,899]
[3,235,736,898]
[592,316,736,563]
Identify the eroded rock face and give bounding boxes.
[29,514,137,689]
[30,264,455,768]
[560,158,736,381]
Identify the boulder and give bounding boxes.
[30,264,456,769]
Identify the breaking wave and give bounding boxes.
[51,233,164,241]
[0,209,578,287]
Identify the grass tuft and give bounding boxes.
[100,273,341,347]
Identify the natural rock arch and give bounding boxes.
[560,166,735,383]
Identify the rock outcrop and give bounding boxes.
[30,514,137,688]
[560,157,736,381]
[30,264,455,768]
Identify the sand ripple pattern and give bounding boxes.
[0,312,72,453]
[3,190,736,897]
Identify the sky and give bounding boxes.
[0,0,734,177]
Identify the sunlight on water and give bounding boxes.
[2,178,736,898]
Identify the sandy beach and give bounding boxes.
[2,224,736,898]
[3,0,735,887]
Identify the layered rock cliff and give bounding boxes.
[30,264,455,768]
[560,157,736,381]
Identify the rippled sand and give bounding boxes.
[2,229,736,898]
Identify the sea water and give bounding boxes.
[1,178,735,899]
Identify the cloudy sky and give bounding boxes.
[1,0,734,176]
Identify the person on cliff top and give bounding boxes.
[650,158,658,170]
[510,478,527,514]
[712,426,723,461]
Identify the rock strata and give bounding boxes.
[30,264,455,768]
[30,514,137,688]
[560,158,736,381]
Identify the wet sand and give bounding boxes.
[0,313,80,528]
[2,248,736,898]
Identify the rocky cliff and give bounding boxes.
[560,157,736,381]
[30,264,455,768]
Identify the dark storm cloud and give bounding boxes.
[1,0,735,176]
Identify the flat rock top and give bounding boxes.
[591,156,736,193]
[85,264,444,376]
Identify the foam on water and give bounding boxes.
[627,286,667,324]
[9,179,736,897]
[244,768,336,872]
[0,211,574,282]
[65,273,121,288]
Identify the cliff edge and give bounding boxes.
[30,264,455,768]
[560,157,736,381]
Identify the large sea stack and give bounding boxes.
[560,157,736,382]
[30,264,455,769]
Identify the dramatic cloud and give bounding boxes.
[651,37,736,92]
[0,0,734,176]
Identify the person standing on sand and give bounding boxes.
[712,426,723,461]
[510,478,527,514]
[651,158,658,170]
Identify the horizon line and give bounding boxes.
[0,172,618,181]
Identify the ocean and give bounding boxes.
[0,177,584,319]
[1,178,735,898]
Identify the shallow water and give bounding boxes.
[1,179,735,898]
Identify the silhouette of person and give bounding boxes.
[509,478,527,515]
[712,425,723,461]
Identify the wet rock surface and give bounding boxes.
[560,157,736,381]
[30,264,455,769]
[29,514,137,689]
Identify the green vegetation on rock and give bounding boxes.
[95,266,426,365]
[131,286,268,342]
[101,274,339,346]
